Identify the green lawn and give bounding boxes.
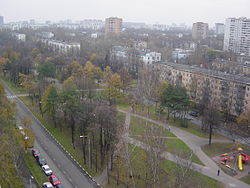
[107,144,222,188]
[129,116,203,165]
[24,153,48,186]
[241,175,250,185]
[1,77,27,94]
[129,116,175,137]
[169,119,228,140]
[201,143,241,157]
[117,99,227,141]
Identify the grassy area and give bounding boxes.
[129,116,175,137]
[132,135,203,165]
[117,100,227,140]
[201,143,241,157]
[1,77,27,94]
[241,175,250,185]
[24,152,48,186]
[116,98,130,111]
[107,144,222,188]
[129,116,203,165]
[169,119,228,140]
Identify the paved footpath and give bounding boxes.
[118,109,250,188]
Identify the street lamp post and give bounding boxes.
[29,175,34,188]
[80,135,90,167]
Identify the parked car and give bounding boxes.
[37,156,47,166]
[16,124,23,130]
[31,149,40,158]
[55,184,64,188]
[49,175,61,186]
[43,182,53,188]
[42,165,53,176]
[189,111,199,117]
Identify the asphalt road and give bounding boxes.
[4,86,96,188]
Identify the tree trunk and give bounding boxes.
[209,124,212,145]
[100,127,103,166]
[71,115,75,149]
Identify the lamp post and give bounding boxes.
[29,175,34,188]
[80,135,90,167]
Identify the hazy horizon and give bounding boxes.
[1,0,250,26]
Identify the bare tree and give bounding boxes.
[144,125,166,188]
[172,151,197,188]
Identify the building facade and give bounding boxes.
[12,33,26,42]
[40,39,80,55]
[105,17,122,35]
[223,17,250,56]
[155,62,250,116]
[110,46,161,77]
[215,23,225,35]
[192,22,209,40]
[0,16,4,25]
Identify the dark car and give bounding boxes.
[189,111,199,117]
[49,175,61,186]
[31,149,40,158]
[37,156,47,166]
[55,184,64,188]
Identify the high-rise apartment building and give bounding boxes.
[0,16,4,25]
[223,17,250,56]
[215,23,225,35]
[192,22,209,40]
[105,17,122,35]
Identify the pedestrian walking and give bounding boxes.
[217,169,220,176]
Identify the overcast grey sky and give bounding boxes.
[1,0,249,26]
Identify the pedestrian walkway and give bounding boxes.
[118,109,250,188]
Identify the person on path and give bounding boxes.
[217,169,220,176]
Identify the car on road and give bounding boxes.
[55,184,64,188]
[189,111,199,117]
[37,156,47,166]
[43,182,53,188]
[32,149,40,158]
[42,165,53,176]
[49,175,61,186]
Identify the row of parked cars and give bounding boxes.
[31,148,64,188]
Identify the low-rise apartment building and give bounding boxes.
[156,62,250,116]
[40,39,80,55]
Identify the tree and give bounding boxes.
[202,102,220,145]
[42,85,59,127]
[144,126,166,188]
[60,77,80,148]
[37,62,56,79]
[138,67,160,116]
[172,151,197,188]
[160,85,190,126]
[104,67,124,105]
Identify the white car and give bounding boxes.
[42,165,53,176]
[43,182,53,188]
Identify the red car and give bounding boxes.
[49,175,61,186]
[31,149,40,158]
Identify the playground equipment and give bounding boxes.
[238,155,243,171]
[219,148,249,171]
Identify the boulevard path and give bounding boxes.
[118,109,250,188]
[4,85,96,188]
